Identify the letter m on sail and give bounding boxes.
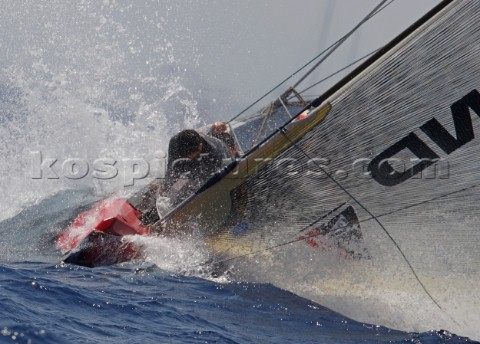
[420,90,480,154]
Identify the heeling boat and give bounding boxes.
[158,0,480,337]
[58,0,480,338]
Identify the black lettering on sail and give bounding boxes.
[420,90,480,154]
[370,89,480,187]
[368,133,439,186]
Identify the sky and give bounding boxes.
[163,0,441,120]
[0,0,441,121]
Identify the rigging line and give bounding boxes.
[204,206,407,266]
[204,206,362,268]
[290,49,378,99]
[203,181,463,327]
[375,0,397,15]
[277,129,444,310]
[228,0,395,123]
[286,0,390,95]
[227,41,339,123]
[366,183,478,223]
[208,179,478,268]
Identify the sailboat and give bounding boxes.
[57,0,480,338]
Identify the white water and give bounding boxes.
[0,1,203,221]
[127,233,231,282]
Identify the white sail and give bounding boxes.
[164,0,480,338]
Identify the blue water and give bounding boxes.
[0,192,477,344]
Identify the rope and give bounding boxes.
[278,130,444,310]
[198,125,448,312]
[205,181,479,269]
[228,0,397,123]
[291,49,378,99]
[286,0,390,96]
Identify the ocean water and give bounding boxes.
[0,191,477,344]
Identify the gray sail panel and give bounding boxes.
[319,0,480,275]
[220,0,479,338]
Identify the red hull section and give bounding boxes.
[57,198,150,267]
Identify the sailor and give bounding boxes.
[137,123,235,226]
[164,127,232,205]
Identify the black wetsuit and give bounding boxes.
[166,132,231,204]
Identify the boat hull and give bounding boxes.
[62,230,143,268]
[57,198,150,267]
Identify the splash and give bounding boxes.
[126,233,229,281]
[0,1,204,221]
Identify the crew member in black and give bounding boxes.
[166,129,231,204]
